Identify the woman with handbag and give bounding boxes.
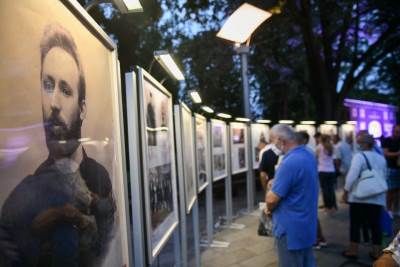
[342,133,388,260]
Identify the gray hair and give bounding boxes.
[271,124,297,142]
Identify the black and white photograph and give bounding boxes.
[230,122,248,174]
[251,123,270,169]
[195,114,209,193]
[140,69,178,262]
[0,1,130,266]
[211,119,228,181]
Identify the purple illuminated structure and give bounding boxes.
[344,98,398,138]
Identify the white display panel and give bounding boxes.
[251,123,270,169]
[319,124,338,135]
[211,119,228,181]
[230,122,249,175]
[194,114,209,193]
[138,68,179,263]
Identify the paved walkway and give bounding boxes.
[201,201,397,267]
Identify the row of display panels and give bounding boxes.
[0,1,358,266]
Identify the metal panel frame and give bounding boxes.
[211,119,228,181]
[194,114,210,193]
[230,122,249,175]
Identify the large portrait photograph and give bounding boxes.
[0,1,131,267]
[295,124,317,151]
[139,69,178,262]
[179,104,197,213]
[251,123,269,169]
[230,122,248,175]
[211,119,227,181]
[195,114,209,193]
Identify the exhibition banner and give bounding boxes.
[138,68,179,263]
[195,114,209,193]
[211,119,228,181]
[0,1,131,266]
[230,122,249,175]
[251,123,269,169]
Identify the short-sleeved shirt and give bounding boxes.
[316,144,336,173]
[382,137,400,169]
[259,146,279,180]
[271,145,319,250]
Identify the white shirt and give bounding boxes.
[335,141,353,174]
[344,150,387,206]
[316,144,336,173]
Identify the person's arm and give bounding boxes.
[383,148,400,158]
[267,162,293,212]
[259,171,268,191]
[266,190,281,211]
[344,154,363,194]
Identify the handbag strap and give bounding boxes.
[360,152,372,171]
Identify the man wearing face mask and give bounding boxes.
[0,24,115,267]
[265,125,319,267]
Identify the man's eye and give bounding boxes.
[59,81,73,96]
[42,77,54,92]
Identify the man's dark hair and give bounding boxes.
[40,23,85,104]
[297,131,309,145]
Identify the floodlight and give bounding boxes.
[236,117,250,122]
[256,119,271,124]
[346,121,357,125]
[300,121,316,125]
[154,50,185,81]
[201,106,214,114]
[112,0,143,13]
[279,120,294,124]
[216,3,272,44]
[324,121,338,125]
[217,113,232,119]
[189,90,202,104]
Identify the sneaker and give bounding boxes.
[312,243,321,250]
[319,241,328,247]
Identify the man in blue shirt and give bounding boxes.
[266,125,319,267]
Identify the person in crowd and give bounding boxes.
[258,132,281,236]
[333,134,353,177]
[265,125,318,267]
[382,125,400,216]
[297,131,327,249]
[373,230,400,267]
[342,133,387,260]
[314,132,322,146]
[317,134,338,211]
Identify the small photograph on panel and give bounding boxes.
[213,125,223,147]
[214,154,226,171]
[233,128,245,144]
[239,147,246,168]
[146,91,157,146]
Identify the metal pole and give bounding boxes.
[206,122,214,244]
[246,124,255,212]
[192,200,201,267]
[226,125,233,224]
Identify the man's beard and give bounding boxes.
[43,111,82,158]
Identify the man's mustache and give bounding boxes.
[44,113,68,131]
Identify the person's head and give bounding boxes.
[314,132,322,145]
[332,134,340,144]
[258,139,267,150]
[40,24,86,158]
[296,131,309,145]
[392,125,400,139]
[270,124,298,154]
[356,132,374,151]
[345,133,354,145]
[320,134,333,156]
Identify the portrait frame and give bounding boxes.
[230,122,249,175]
[0,1,132,266]
[211,119,228,181]
[137,67,179,263]
[194,113,209,193]
[251,123,270,169]
[174,103,197,214]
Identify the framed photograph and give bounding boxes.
[174,103,197,213]
[319,124,338,136]
[230,122,249,175]
[295,124,317,151]
[194,114,209,193]
[211,119,228,181]
[251,123,270,169]
[138,68,179,262]
[0,1,131,266]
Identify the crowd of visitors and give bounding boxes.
[258,124,400,267]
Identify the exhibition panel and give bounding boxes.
[0,0,131,266]
[137,67,179,263]
[194,114,209,193]
[251,123,270,169]
[319,124,338,135]
[211,119,228,181]
[230,122,249,175]
[174,103,197,214]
